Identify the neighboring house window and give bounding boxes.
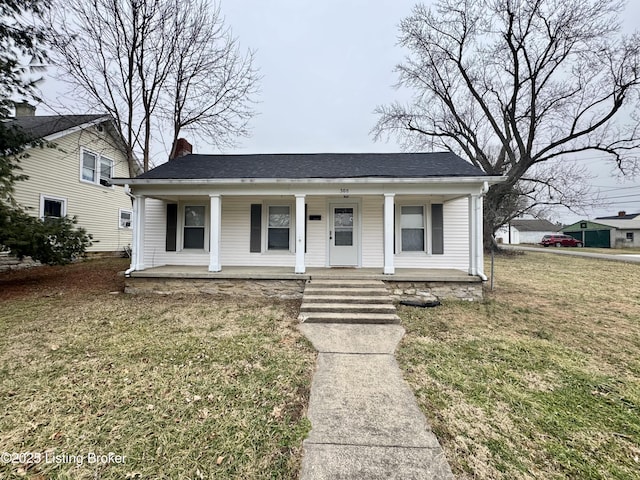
[39,194,67,219]
[400,206,425,252]
[267,205,290,250]
[81,150,113,186]
[183,205,205,249]
[119,209,132,229]
[627,232,634,241]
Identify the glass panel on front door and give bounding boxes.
[334,207,353,246]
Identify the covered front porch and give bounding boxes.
[126,186,488,278]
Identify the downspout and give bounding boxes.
[476,181,489,281]
[124,185,136,277]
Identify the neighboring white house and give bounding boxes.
[495,219,561,244]
[5,103,136,253]
[114,152,503,278]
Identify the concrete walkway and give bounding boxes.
[298,324,454,480]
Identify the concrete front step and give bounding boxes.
[303,295,393,304]
[299,312,401,324]
[300,303,397,314]
[308,279,386,287]
[300,279,399,324]
[303,287,390,296]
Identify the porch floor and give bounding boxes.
[130,265,481,283]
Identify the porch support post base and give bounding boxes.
[295,194,306,274]
[209,194,222,272]
[383,193,395,275]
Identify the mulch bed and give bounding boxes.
[0,257,129,301]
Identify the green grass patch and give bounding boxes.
[398,253,640,479]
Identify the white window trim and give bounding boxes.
[178,203,209,252]
[79,148,114,188]
[39,194,67,219]
[119,208,133,229]
[264,202,294,253]
[396,202,430,255]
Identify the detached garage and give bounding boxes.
[563,221,613,248]
[564,213,640,248]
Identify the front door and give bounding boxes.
[329,204,358,266]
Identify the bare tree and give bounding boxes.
[374,0,640,244]
[163,0,258,159]
[46,0,258,173]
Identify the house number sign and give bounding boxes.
[340,188,349,198]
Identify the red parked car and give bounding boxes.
[540,234,583,247]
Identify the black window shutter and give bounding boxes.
[431,203,444,254]
[250,204,262,252]
[166,203,178,251]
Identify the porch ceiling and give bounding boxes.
[129,266,482,283]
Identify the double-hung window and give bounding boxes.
[400,206,425,252]
[267,205,290,250]
[183,206,206,249]
[40,194,67,219]
[81,150,113,186]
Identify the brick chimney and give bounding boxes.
[14,101,36,117]
[170,138,192,160]
[618,211,627,217]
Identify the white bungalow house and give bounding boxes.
[5,102,137,253]
[114,151,503,299]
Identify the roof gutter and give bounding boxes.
[112,175,507,186]
[123,185,136,277]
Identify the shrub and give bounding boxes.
[0,202,92,264]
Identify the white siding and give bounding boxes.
[519,231,553,244]
[394,197,469,270]
[221,196,295,267]
[141,195,470,270]
[11,126,133,252]
[305,196,327,267]
[361,196,384,267]
[143,198,209,267]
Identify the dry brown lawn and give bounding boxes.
[398,252,640,479]
[0,258,315,479]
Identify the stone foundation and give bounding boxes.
[385,281,483,302]
[125,277,306,300]
[126,277,483,302]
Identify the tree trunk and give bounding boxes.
[482,183,515,252]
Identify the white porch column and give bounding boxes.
[468,195,476,275]
[475,195,485,277]
[295,194,306,274]
[383,193,395,275]
[132,195,145,271]
[467,195,475,275]
[209,194,222,272]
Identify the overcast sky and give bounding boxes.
[215,0,415,155]
[39,0,640,223]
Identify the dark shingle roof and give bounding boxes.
[3,114,108,141]
[135,152,487,180]
[596,212,640,220]
[510,219,560,232]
